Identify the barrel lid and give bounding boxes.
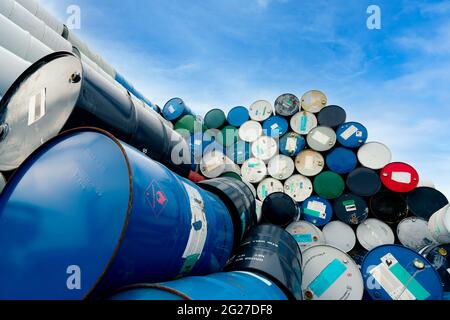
[251,136,278,161]
[323,221,357,253]
[357,142,392,170]
[307,126,337,152]
[406,187,449,220]
[397,217,436,252]
[301,196,333,227]
[218,125,239,147]
[227,140,251,165]
[286,221,325,252]
[356,218,395,251]
[0,51,82,171]
[314,171,345,200]
[326,147,357,174]
[421,244,450,292]
[284,174,313,202]
[290,111,318,135]
[241,158,267,184]
[268,155,295,180]
[257,178,284,202]
[174,115,204,135]
[163,98,188,121]
[301,90,327,113]
[204,108,226,129]
[227,106,249,127]
[336,122,368,149]
[238,120,263,143]
[279,132,305,157]
[370,191,408,224]
[262,192,299,226]
[226,224,304,300]
[199,177,257,246]
[347,167,381,197]
[274,93,300,117]
[380,162,419,193]
[249,100,273,122]
[262,115,289,138]
[295,150,325,177]
[199,151,227,178]
[0,129,131,299]
[361,245,444,300]
[317,105,347,128]
[334,193,369,225]
[302,245,364,300]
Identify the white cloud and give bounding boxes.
[395,22,450,55]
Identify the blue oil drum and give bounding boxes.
[420,244,450,292]
[0,128,235,300]
[362,245,444,300]
[114,73,160,113]
[334,193,369,225]
[279,132,305,157]
[109,271,288,300]
[326,147,357,174]
[301,196,333,227]
[336,122,368,149]
[163,98,195,122]
[227,106,249,128]
[227,140,251,165]
[262,116,289,138]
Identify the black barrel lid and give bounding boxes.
[199,177,257,248]
[347,167,382,197]
[0,52,82,171]
[370,190,408,224]
[317,105,347,128]
[421,244,450,291]
[334,193,369,225]
[225,224,303,300]
[407,187,449,220]
[262,192,299,227]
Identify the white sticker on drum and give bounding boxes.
[179,182,208,275]
[271,123,279,131]
[304,156,314,170]
[312,130,330,145]
[286,137,297,152]
[307,201,327,219]
[168,105,175,114]
[391,172,412,184]
[340,125,358,140]
[28,88,46,126]
[447,268,450,275]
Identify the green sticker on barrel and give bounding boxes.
[304,208,322,218]
[389,261,430,300]
[293,234,313,243]
[308,258,347,297]
[343,200,357,212]
[248,162,260,168]
[178,254,200,277]
[262,185,268,199]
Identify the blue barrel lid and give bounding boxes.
[301,196,333,227]
[334,193,369,225]
[336,122,368,148]
[362,245,444,300]
[279,132,306,157]
[227,106,249,128]
[262,116,289,138]
[163,98,192,121]
[326,147,357,174]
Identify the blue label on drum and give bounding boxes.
[293,234,313,243]
[308,259,347,297]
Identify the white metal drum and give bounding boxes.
[284,175,313,202]
[257,178,284,201]
[268,155,295,180]
[290,111,318,135]
[16,0,65,35]
[323,221,356,253]
[0,46,31,96]
[199,151,227,178]
[241,158,267,184]
[301,90,328,114]
[248,100,273,122]
[357,142,392,170]
[307,126,337,152]
[238,120,263,143]
[397,217,436,252]
[251,136,278,161]
[286,221,325,252]
[428,205,450,244]
[302,245,364,300]
[356,218,395,251]
[295,150,325,177]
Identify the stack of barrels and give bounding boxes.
[158,90,450,301]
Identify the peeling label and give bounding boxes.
[340,125,358,140]
[28,89,46,126]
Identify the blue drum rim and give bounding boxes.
[0,126,133,300]
[110,283,192,300]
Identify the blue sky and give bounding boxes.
[41,0,450,196]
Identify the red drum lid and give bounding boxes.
[380,162,419,193]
